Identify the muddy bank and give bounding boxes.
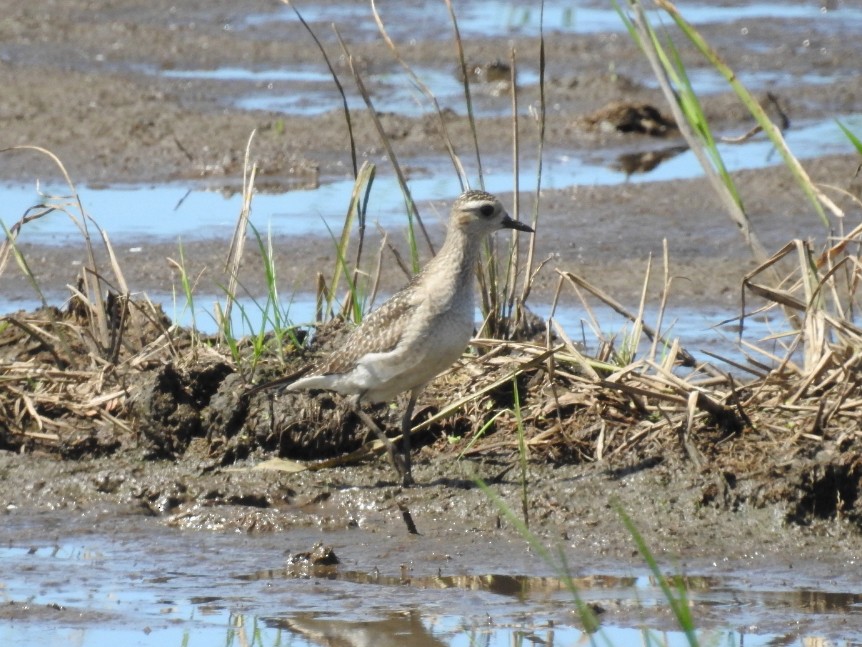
[3,439,862,565]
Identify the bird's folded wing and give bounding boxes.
[316,290,416,376]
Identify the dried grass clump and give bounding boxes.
[737,225,862,444]
[0,147,192,455]
[421,225,862,470]
[0,298,182,455]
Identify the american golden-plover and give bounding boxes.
[248,190,533,485]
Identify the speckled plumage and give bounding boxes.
[282,190,533,484]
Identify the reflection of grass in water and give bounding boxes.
[478,476,702,645]
[502,4,577,30]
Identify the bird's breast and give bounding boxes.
[412,286,474,368]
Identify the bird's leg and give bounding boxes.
[350,397,411,485]
[399,386,424,487]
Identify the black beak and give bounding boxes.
[501,214,534,233]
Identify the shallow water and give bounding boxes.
[166,62,860,119]
[2,511,860,646]
[245,0,862,41]
[160,65,542,117]
[0,285,780,376]
[2,111,858,246]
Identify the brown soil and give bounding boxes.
[2,0,862,564]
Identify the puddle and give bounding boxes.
[185,1,862,120]
[245,0,862,41]
[645,67,857,97]
[158,294,783,376]
[0,176,518,246]
[160,65,540,117]
[0,179,426,244]
[1,511,860,646]
[2,113,859,244]
[163,61,859,118]
[156,60,856,119]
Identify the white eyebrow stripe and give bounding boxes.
[461,199,496,211]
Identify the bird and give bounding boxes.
[246,190,534,485]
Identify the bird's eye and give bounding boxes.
[480,204,495,217]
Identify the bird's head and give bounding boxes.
[451,190,534,235]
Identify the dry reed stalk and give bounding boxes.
[221,130,258,333]
[333,27,433,257]
[442,0,483,188]
[369,0,468,188]
[557,269,699,368]
[281,0,358,178]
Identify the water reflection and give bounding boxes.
[160,64,540,118]
[2,520,861,647]
[240,563,641,602]
[267,611,448,647]
[244,0,862,41]
[612,145,689,177]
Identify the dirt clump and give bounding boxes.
[131,359,236,457]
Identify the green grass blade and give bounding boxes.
[174,239,197,343]
[456,408,508,460]
[474,478,603,636]
[836,120,862,154]
[615,502,700,647]
[665,42,743,209]
[320,217,364,324]
[655,0,841,226]
[329,162,375,317]
[1,221,48,308]
[621,1,771,263]
[512,377,529,527]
